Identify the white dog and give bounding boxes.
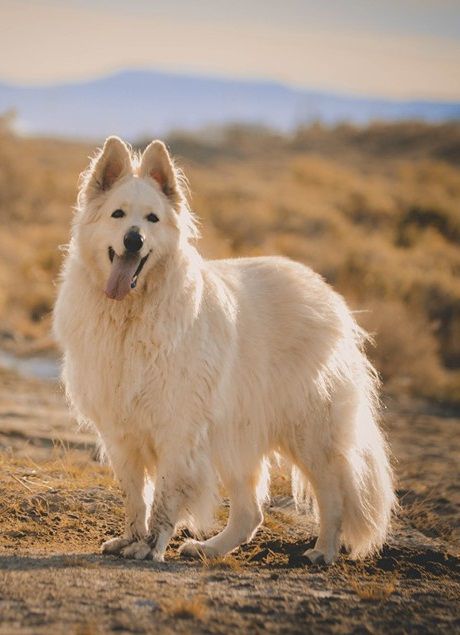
[53,136,395,564]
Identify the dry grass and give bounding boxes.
[74,624,102,635]
[0,119,459,402]
[351,575,398,601]
[0,449,115,492]
[166,596,208,621]
[263,509,297,532]
[400,493,456,542]
[199,552,243,572]
[0,450,123,553]
[340,556,399,603]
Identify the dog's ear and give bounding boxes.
[139,141,183,208]
[84,136,131,201]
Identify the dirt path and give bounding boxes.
[0,367,459,634]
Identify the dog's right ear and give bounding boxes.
[84,136,131,201]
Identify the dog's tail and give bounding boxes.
[338,351,397,559]
[292,342,396,558]
[292,425,395,560]
[340,416,396,558]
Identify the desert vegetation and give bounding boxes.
[0,118,459,404]
[1,117,459,634]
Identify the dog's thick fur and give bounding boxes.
[53,137,395,564]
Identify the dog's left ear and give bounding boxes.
[139,141,183,208]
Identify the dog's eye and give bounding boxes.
[146,213,159,223]
[111,209,125,219]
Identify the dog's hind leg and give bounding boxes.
[300,459,344,564]
[179,470,264,559]
[101,442,147,555]
[294,377,395,563]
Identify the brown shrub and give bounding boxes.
[359,300,444,397]
[0,123,459,403]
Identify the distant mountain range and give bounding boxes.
[0,70,459,140]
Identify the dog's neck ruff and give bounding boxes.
[85,246,204,345]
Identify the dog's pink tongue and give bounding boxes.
[105,254,139,301]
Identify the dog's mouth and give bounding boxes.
[105,247,150,301]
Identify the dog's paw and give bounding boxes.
[121,540,152,560]
[149,549,165,563]
[303,548,335,565]
[179,540,220,560]
[101,536,134,555]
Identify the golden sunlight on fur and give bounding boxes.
[53,137,396,565]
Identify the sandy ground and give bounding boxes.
[0,365,459,634]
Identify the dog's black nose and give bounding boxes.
[124,229,144,253]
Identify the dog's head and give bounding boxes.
[75,136,196,301]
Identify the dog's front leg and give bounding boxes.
[121,464,190,562]
[101,442,147,556]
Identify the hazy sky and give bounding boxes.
[1,0,459,99]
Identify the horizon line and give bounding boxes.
[1,66,460,106]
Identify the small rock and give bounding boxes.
[5,530,26,538]
[134,598,159,611]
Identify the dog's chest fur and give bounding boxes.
[56,260,232,443]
